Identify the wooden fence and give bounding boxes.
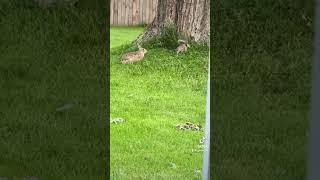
[111,0,158,26]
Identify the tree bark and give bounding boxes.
[137,0,210,44]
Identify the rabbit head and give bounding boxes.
[138,45,147,54]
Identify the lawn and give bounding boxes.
[110,27,209,179]
[212,1,313,179]
[110,27,145,49]
[0,2,107,179]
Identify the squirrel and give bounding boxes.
[176,39,190,54]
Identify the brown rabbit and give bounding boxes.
[121,45,147,64]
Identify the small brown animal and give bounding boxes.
[176,39,190,54]
[121,45,147,64]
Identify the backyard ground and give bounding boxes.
[110,27,209,179]
[0,2,107,178]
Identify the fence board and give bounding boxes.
[110,0,113,24]
[139,0,143,24]
[113,0,117,25]
[118,1,122,25]
[110,0,157,26]
[128,0,132,25]
[146,0,149,23]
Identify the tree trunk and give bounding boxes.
[138,0,210,44]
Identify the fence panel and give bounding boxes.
[110,0,158,26]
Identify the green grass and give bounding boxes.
[212,0,313,179]
[110,27,145,48]
[0,2,106,179]
[110,27,209,179]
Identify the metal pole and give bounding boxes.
[307,1,320,179]
[202,53,210,180]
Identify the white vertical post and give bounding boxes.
[307,1,320,180]
[202,53,210,180]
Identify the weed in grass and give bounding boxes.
[143,22,180,49]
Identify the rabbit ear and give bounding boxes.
[137,44,142,49]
